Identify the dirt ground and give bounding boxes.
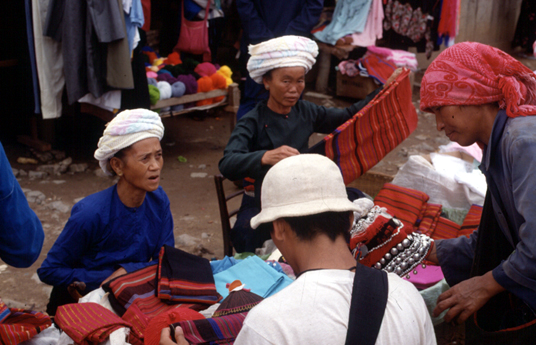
[0,78,475,343]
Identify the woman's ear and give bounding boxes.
[272,219,287,242]
[109,157,124,177]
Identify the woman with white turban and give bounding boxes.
[38,109,174,316]
[219,35,402,253]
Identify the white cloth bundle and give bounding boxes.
[94,109,164,175]
[247,35,319,84]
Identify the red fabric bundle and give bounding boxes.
[164,52,182,66]
[122,304,150,345]
[417,204,442,237]
[144,308,204,345]
[459,204,483,237]
[55,303,132,345]
[0,308,51,345]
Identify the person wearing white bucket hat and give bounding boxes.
[235,154,435,345]
[219,35,405,253]
[38,109,174,316]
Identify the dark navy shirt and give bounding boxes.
[38,185,174,291]
[0,142,44,268]
[437,110,536,310]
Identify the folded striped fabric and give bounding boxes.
[433,217,462,240]
[417,204,442,237]
[0,308,51,345]
[102,264,201,319]
[374,183,429,232]
[121,303,149,345]
[157,245,222,305]
[459,204,483,237]
[177,312,248,345]
[55,303,131,345]
[0,299,9,323]
[308,69,418,185]
[360,53,397,85]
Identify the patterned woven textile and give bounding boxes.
[121,303,149,345]
[157,245,221,305]
[360,53,397,85]
[55,303,131,345]
[432,217,462,240]
[102,264,201,318]
[0,308,52,345]
[417,204,442,237]
[459,204,483,237]
[374,183,429,232]
[0,299,9,323]
[177,312,248,345]
[308,69,418,184]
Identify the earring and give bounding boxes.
[117,172,123,177]
[266,85,270,90]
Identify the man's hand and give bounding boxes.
[100,267,127,286]
[261,145,299,166]
[433,271,505,324]
[384,68,406,87]
[160,326,189,345]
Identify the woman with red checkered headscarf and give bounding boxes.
[421,42,536,339]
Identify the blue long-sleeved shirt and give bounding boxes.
[437,110,536,310]
[0,142,44,268]
[37,184,174,292]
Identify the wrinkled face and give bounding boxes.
[431,105,484,147]
[263,66,306,109]
[119,137,163,192]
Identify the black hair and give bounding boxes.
[281,211,353,242]
[107,145,132,176]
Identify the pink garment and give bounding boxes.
[367,46,418,71]
[403,264,444,290]
[337,60,359,77]
[350,0,384,47]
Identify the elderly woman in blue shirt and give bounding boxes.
[38,109,174,316]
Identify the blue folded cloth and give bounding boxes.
[214,256,293,299]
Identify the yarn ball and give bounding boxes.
[194,62,217,77]
[157,73,178,85]
[165,52,182,65]
[182,58,200,71]
[157,81,172,100]
[171,81,186,98]
[143,51,158,64]
[148,85,160,105]
[146,71,158,79]
[176,75,198,94]
[171,104,184,112]
[150,65,160,72]
[157,69,173,77]
[210,73,227,102]
[196,76,214,106]
[152,57,165,66]
[143,308,204,345]
[147,77,158,87]
[218,65,233,86]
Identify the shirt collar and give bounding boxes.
[482,110,508,171]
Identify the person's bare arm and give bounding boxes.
[100,267,127,286]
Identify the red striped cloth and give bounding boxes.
[309,69,418,184]
[122,304,149,345]
[178,312,248,345]
[417,204,442,237]
[360,53,397,84]
[459,204,483,237]
[374,183,429,232]
[433,217,462,240]
[103,264,202,319]
[0,299,10,323]
[0,309,51,345]
[55,303,131,345]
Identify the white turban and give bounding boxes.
[247,35,319,84]
[94,108,164,175]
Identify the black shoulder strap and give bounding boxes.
[345,263,389,345]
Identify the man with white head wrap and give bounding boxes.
[219,36,402,253]
[38,109,174,316]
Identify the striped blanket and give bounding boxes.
[176,312,248,345]
[308,69,418,184]
[0,305,51,345]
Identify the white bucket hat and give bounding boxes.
[250,154,366,229]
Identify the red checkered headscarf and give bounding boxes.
[420,42,536,118]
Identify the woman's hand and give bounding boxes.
[261,145,300,166]
[160,326,190,345]
[100,267,127,286]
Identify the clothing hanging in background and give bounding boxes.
[31,0,64,119]
[437,0,460,47]
[382,0,442,59]
[512,0,536,54]
[24,0,41,115]
[123,0,144,55]
[350,0,384,47]
[42,0,134,106]
[313,0,373,45]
